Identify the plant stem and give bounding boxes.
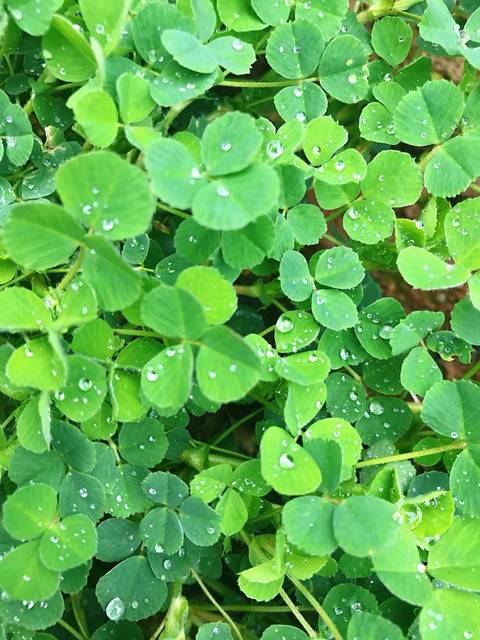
[463,359,480,380]
[260,323,276,337]
[191,570,243,640]
[356,441,466,468]
[0,270,34,291]
[279,588,318,639]
[289,576,343,640]
[193,603,315,612]
[162,98,195,133]
[71,594,90,639]
[114,328,163,339]
[156,202,190,219]
[57,246,85,291]
[210,407,264,446]
[58,619,87,640]
[220,77,317,88]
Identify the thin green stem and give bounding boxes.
[323,233,343,246]
[193,603,315,613]
[191,570,243,640]
[220,77,317,88]
[260,323,276,337]
[464,359,480,380]
[71,594,90,639]
[356,441,466,468]
[278,588,318,639]
[57,246,85,291]
[469,183,480,194]
[191,440,251,460]
[0,408,17,432]
[162,98,195,133]
[0,270,34,291]
[344,365,362,383]
[114,328,163,339]
[156,202,190,219]
[58,619,87,640]
[211,407,263,446]
[289,576,343,640]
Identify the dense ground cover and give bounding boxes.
[0,0,480,638]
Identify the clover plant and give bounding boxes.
[0,0,480,638]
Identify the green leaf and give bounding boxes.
[146,137,204,210]
[361,150,422,208]
[295,0,348,41]
[191,464,233,503]
[334,496,399,557]
[217,0,265,31]
[319,35,369,104]
[4,202,82,270]
[117,74,155,124]
[347,611,403,640]
[400,347,442,397]
[357,396,412,445]
[176,266,237,325]
[275,82,328,124]
[262,626,308,640]
[276,350,330,386]
[355,298,405,360]
[141,344,194,411]
[389,311,444,355]
[397,247,469,290]
[445,198,480,269]
[274,310,320,353]
[161,29,217,73]
[177,0,216,42]
[260,426,322,496]
[131,2,195,69]
[312,289,358,331]
[39,514,97,571]
[7,0,62,36]
[451,451,480,518]
[142,471,189,507]
[282,496,337,556]
[208,36,256,76]
[316,149,367,186]
[140,507,183,554]
[51,420,96,473]
[428,517,480,590]
[451,297,480,345]
[419,589,480,640]
[17,393,52,453]
[79,0,130,54]
[96,556,167,621]
[3,483,57,541]
[201,112,262,177]
[42,15,95,82]
[266,20,324,80]
[222,216,274,269]
[304,115,347,166]
[0,540,60,602]
[56,151,154,241]
[179,496,221,546]
[73,90,118,149]
[425,135,480,197]
[344,199,395,244]
[284,382,327,435]
[394,80,464,146]
[118,417,168,468]
[279,250,314,302]
[422,379,480,439]
[82,237,142,311]
[371,17,412,66]
[150,60,218,107]
[197,623,234,640]
[287,204,326,245]
[196,326,260,403]
[315,247,365,290]
[192,164,280,231]
[216,488,248,536]
[2,104,33,166]
[141,285,207,339]
[7,337,66,392]
[54,355,107,422]
[0,287,51,332]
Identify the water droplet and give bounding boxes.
[78,378,92,392]
[216,185,230,197]
[232,39,244,51]
[106,598,125,621]
[102,219,115,232]
[348,74,357,84]
[276,317,293,333]
[335,160,345,171]
[221,142,231,151]
[369,401,384,415]
[279,453,295,469]
[266,140,284,159]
